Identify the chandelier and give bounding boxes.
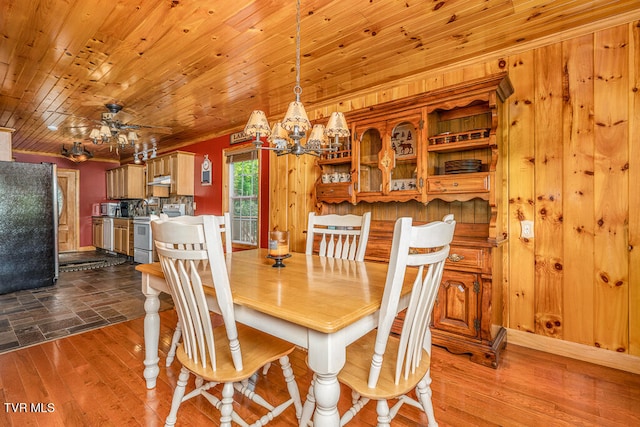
[61,142,93,162]
[88,104,139,150]
[243,0,350,157]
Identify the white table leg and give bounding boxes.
[307,331,344,426]
[142,284,161,389]
[312,373,341,426]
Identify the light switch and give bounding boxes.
[521,220,534,238]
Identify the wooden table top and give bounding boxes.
[137,249,406,334]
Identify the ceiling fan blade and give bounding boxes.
[122,123,173,134]
[113,110,136,123]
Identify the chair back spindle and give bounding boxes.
[306,212,371,261]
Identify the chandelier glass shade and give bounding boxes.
[243,0,349,157]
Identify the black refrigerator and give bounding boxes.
[0,161,59,294]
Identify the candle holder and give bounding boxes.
[267,230,290,267]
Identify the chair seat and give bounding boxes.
[338,329,430,400]
[177,322,296,383]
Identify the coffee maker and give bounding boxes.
[119,201,131,217]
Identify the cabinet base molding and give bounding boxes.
[432,326,506,369]
[506,328,640,374]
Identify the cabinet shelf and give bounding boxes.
[395,155,417,163]
[318,156,352,166]
[360,160,379,167]
[428,128,490,146]
[427,137,491,153]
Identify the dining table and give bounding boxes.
[136,248,411,426]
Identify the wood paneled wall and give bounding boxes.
[270,21,639,358]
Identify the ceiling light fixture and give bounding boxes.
[133,143,158,164]
[88,104,139,150]
[243,0,350,157]
[61,142,93,163]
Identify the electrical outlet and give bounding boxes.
[193,202,197,211]
[521,220,534,238]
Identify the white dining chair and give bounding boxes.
[305,212,372,261]
[164,213,232,367]
[153,215,302,427]
[300,214,455,427]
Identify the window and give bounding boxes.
[226,149,259,246]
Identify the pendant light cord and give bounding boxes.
[294,0,302,101]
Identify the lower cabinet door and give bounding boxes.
[432,270,480,338]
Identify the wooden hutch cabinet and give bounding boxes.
[314,73,513,368]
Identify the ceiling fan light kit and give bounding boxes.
[88,105,140,148]
[83,103,170,155]
[244,0,349,157]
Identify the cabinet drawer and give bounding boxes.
[446,246,485,270]
[427,173,489,194]
[113,218,130,227]
[316,183,352,200]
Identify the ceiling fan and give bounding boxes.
[84,103,172,152]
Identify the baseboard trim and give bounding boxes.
[506,328,640,375]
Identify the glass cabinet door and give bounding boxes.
[358,127,383,193]
[389,121,418,192]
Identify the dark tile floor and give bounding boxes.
[0,252,173,354]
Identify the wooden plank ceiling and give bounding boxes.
[1,0,639,161]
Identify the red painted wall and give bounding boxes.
[12,152,120,248]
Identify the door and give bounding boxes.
[57,169,79,252]
[432,270,480,338]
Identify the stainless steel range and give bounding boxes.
[133,215,158,264]
[133,203,186,264]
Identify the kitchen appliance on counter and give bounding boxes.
[100,202,119,217]
[133,214,160,264]
[92,203,101,216]
[119,200,136,218]
[0,161,58,294]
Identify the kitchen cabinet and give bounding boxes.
[92,217,104,249]
[314,73,513,367]
[113,218,133,256]
[146,151,194,197]
[106,164,145,199]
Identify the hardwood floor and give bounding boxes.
[1,308,638,427]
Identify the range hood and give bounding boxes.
[148,175,171,186]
